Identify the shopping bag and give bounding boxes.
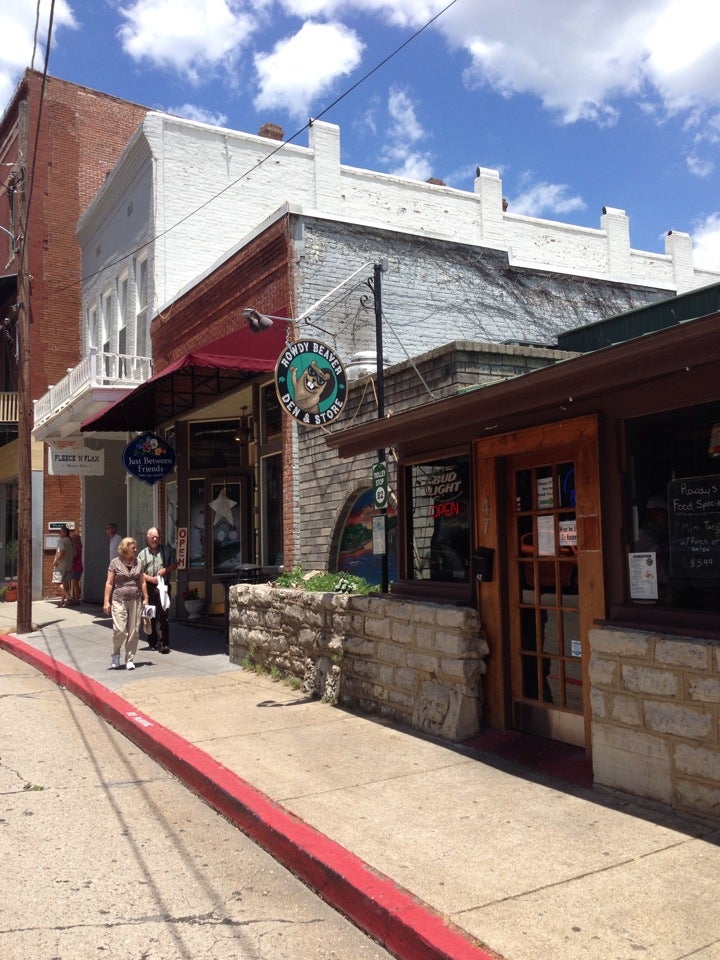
[157,575,170,611]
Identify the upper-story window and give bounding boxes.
[135,257,149,357]
[135,257,148,312]
[101,291,112,353]
[88,306,100,352]
[117,275,129,355]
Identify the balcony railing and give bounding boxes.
[0,392,18,423]
[33,351,153,427]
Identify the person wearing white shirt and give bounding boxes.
[107,522,122,562]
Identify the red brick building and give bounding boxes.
[0,70,148,598]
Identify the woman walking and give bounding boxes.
[69,531,83,604]
[103,537,148,670]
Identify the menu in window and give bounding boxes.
[629,552,658,600]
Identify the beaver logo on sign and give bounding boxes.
[275,339,347,427]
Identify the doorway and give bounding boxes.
[474,415,603,752]
[507,448,583,746]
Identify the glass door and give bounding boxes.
[507,449,584,746]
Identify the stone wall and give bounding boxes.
[228,584,488,742]
[589,626,720,819]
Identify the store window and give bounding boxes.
[189,420,243,471]
[406,456,471,582]
[625,403,720,612]
[258,384,283,567]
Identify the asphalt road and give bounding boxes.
[0,651,394,960]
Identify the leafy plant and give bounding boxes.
[183,587,200,601]
[273,565,379,595]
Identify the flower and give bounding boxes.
[183,587,199,602]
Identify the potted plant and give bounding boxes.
[2,581,18,602]
[182,586,204,620]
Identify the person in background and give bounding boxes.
[139,527,177,654]
[52,525,74,608]
[637,495,672,601]
[69,530,83,604]
[107,522,121,562]
[103,536,148,670]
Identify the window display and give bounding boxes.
[626,403,720,611]
[407,457,471,582]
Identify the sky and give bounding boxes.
[1,0,720,269]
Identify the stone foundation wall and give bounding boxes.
[589,626,720,819]
[228,584,488,742]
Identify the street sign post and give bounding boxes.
[372,462,388,510]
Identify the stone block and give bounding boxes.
[434,631,473,656]
[589,628,650,659]
[590,689,606,719]
[644,701,712,740]
[415,626,434,650]
[412,679,481,741]
[588,655,617,688]
[376,642,405,665]
[622,664,678,697]
[609,694,642,726]
[394,667,417,690]
[591,721,672,804]
[343,635,375,656]
[390,620,415,643]
[675,779,720,818]
[406,651,440,673]
[688,676,720,704]
[655,638,710,670]
[675,743,720,783]
[365,617,391,640]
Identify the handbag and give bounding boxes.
[52,567,63,584]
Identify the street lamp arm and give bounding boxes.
[244,259,383,338]
[294,260,376,323]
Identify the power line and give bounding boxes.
[50,0,460,297]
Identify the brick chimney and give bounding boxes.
[258,123,284,141]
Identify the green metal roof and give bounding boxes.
[557,281,720,352]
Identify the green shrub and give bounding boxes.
[273,565,379,595]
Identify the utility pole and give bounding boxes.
[14,99,32,633]
[373,260,389,594]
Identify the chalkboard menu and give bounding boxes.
[668,475,720,579]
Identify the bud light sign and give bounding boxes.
[123,431,176,486]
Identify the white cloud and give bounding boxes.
[117,0,255,83]
[692,213,720,271]
[509,179,586,218]
[166,103,229,126]
[265,1,720,132]
[253,21,363,119]
[687,154,714,178]
[379,85,434,181]
[0,0,76,106]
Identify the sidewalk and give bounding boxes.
[2,599,719,960]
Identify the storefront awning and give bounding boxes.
[81,322,287,432]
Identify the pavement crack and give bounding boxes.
[454,837,708,915]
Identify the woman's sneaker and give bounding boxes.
[109,655,121,669]
[126,661,135,670]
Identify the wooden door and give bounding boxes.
[474,415,603,752]
[507,448,584,745]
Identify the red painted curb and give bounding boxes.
[1,634,494,960]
